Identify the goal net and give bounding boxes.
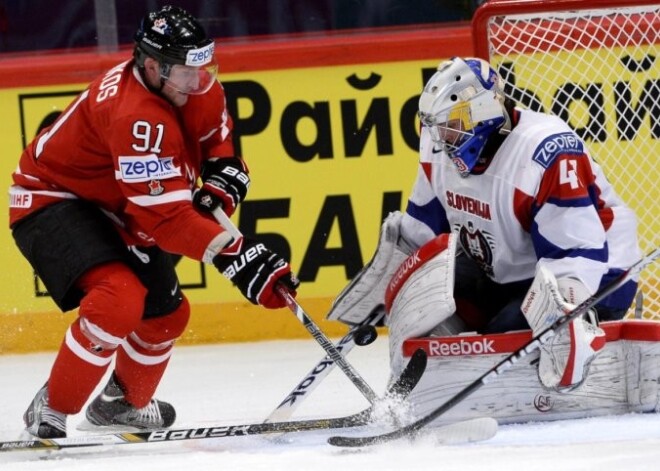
[472,0,659,319]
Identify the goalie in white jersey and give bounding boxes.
[329,57,641,392]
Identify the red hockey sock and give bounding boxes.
[47,262,147,414]
[114,343,171,408]
[115,297,190,407]
[48,318,115,414]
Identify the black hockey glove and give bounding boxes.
[194,157,250,217]
[213,237,299,309]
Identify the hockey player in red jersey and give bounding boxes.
[328,57,641,395]
[9,6,298,439]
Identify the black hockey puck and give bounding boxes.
[353,325,378,346]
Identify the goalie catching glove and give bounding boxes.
[213,237,299,309]
[194,157,250,217]
[521,266,606,392]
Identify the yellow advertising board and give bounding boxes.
[2,35,657,354]
[0,60,439,353]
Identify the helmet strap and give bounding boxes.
[499,109,512,135]
[158,63,173,90]
[498,98,516,135]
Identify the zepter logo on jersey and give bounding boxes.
[117,155,182,183]
[532,131,585,169]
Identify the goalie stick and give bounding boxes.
[265,310,385,423]
[213,207,380,405]
[0,349,427,453]
[328,247,660,447]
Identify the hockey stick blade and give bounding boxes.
[329,248,659,447]
[329,417,497,449]
[383,348,427,400]
[0,348,427,453]
[430,417,498,445]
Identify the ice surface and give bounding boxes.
[1,335,659,470]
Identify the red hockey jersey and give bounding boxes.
[10,60,237,262]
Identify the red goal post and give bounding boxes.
[472,0,660,319]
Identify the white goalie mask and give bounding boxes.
[418,57,509,177]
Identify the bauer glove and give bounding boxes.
[194,157,250,217]
[213,237,299,309]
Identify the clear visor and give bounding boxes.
[420,103,474,154]
[161,60,218,95]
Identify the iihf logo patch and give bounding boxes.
[148,180,164,195]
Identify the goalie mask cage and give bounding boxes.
[472,0,660,320]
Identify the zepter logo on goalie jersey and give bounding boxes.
[532,132,584,169]
[117,155,182,183]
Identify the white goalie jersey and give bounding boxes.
[401,108,641,303]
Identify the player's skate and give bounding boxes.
[23,383,67,438]
[538,314,606,392]
[85,373,176,430]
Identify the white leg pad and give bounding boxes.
[400,320,660,427]
[387,233,457,376]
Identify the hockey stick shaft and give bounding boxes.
[212,208,379,405]
[276,287,379,403]
[329,247,660,447]
[265,311,384,423]
[0,410,370,452]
